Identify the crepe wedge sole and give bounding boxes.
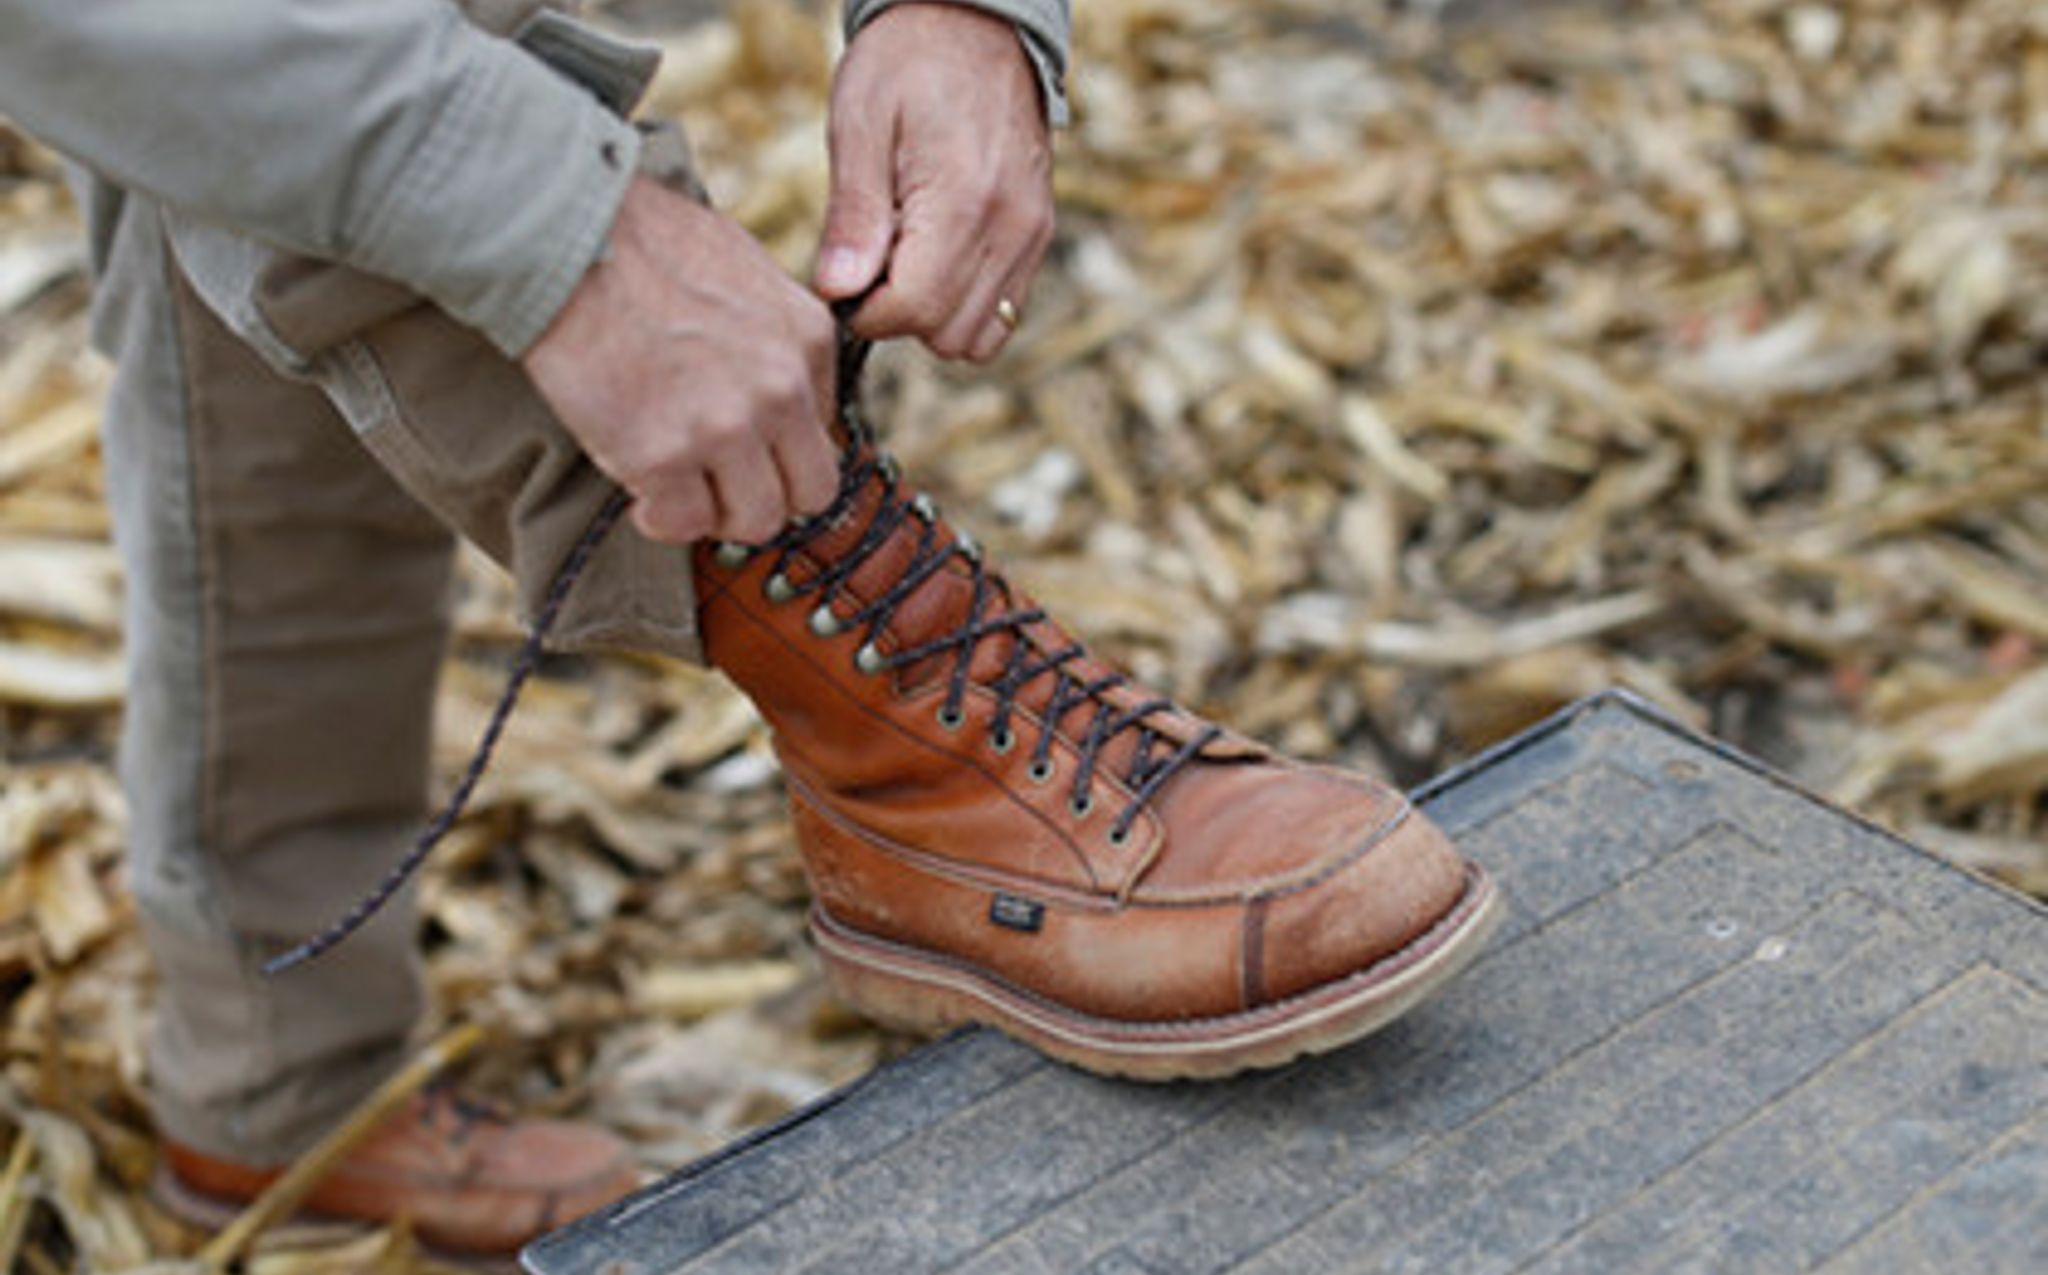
[814,864,1501,1082]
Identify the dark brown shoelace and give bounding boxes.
[737,410,1219,847]
[267,326,1212,975]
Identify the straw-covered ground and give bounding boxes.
[2,0,2043,1267]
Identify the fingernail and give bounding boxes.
[818,247,861,291]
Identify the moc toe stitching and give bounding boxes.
[1127,768,1418,907]
[1248,805,1470,1006]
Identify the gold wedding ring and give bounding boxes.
[995,297,1021,330]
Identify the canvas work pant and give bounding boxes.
[82,14,707,1164]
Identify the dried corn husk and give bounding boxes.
[2,0,2044,1264]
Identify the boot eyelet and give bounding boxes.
[763,573,796,604]
[714,542,751,569]
[956,532,982,563]
[911,493,939,523]
[855,643,887,676]
[1068,793,1094,820]
[936,703,966,731]
[1027,758,1056,785]
[808,606,842,638]
[1108,825,1132,848]
[989,727,1017,755]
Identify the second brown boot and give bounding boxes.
[694,405,1500,1081]
[153,1087,640,1262]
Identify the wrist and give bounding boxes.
[843,0,1070,128]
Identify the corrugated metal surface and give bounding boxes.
[526,691,2048,1275]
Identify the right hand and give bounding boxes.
[520,176,841,545]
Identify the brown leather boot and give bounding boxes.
[153,1088,639,1259]
[693,412,1501,1081]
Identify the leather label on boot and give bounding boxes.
[989,893,1046,934]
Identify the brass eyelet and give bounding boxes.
[808,605,842,638]
[989,727,1017,755]
[763,573,796,604]
[1069,793,1094,820]
[1108,825,1132,848]
[936,704,966,731]
[1027,758,1056,785]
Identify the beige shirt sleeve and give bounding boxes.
[842,0,1073,126]
[0,0,643,356]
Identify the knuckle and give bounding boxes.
[725,508,784,543]
[767,359,815,414]
[904,292,950,334]
[634,501,702,546]
[852,298,911,340]
[972,174,1009,218]
[1025,204,1056,250]
[804,309,839,353]
[704,413,756,453]
[794,481,833,517]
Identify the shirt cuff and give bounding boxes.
[843,0,1071,128]
[349,25,643,357]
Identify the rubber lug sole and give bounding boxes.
[814,864,1502,1082]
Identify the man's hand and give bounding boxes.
[522,177,841,545]
[815,2,1054,362]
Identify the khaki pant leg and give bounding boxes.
[75,0,701,1166]
[90,196,457,1162]
[158,118,707,665]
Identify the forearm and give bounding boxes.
[0,0,642,355]
[842,0,1072,125]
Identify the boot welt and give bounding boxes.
[813,865,1502,1082]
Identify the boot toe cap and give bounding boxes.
[1249,802,1471,1007]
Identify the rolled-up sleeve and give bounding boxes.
[842,0,1072,127]
[0,0,641,355]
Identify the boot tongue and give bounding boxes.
[790,464,985,687]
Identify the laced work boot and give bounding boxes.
[154,1087,639,1261]
[693,370,1501,1081]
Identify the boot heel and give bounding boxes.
[814,912,971,1038]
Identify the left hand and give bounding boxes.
[814,2,1054,362]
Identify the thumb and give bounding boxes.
[816,117,895,299]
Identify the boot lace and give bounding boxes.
[737,393,1219,851]
[264,327,1213,975]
